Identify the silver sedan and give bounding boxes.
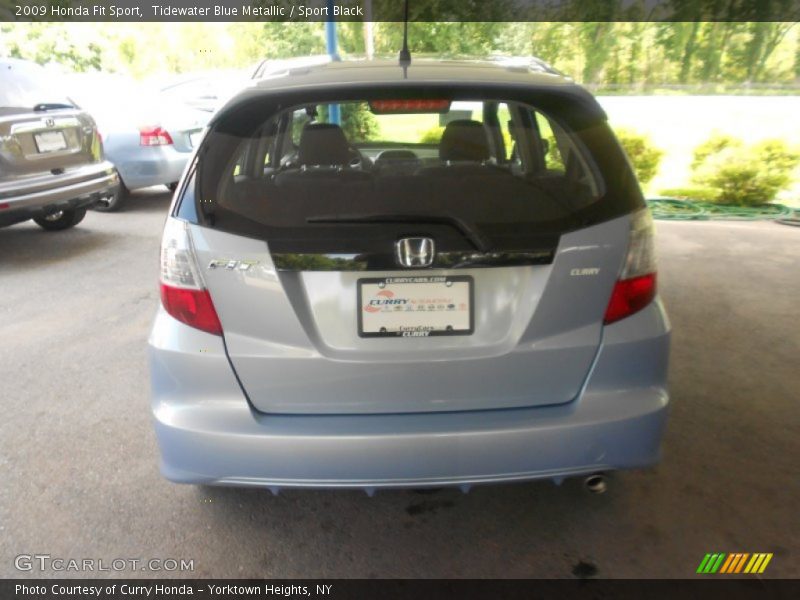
[66,73,208,211]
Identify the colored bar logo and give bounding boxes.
[697,553,773,574]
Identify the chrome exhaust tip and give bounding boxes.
[94,195,113,208]
[584,473,607,494]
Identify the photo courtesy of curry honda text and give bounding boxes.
[148,59,671,492]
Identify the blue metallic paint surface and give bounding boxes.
[148,291,670,489]
[148,62,670,489]
[186,217,633,415]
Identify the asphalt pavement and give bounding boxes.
[1,189,798,578]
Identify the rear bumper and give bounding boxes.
[112,146,189,190]
[0,161,118,224]
[148,301,670,490]
[153,388,668,490]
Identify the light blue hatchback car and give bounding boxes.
[148,60,670,494]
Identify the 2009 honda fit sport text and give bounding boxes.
[148,60,670,491]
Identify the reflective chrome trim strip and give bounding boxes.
[271,250,555,271]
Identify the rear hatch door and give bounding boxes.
[191,216,627,415]
[1,62,97,181]
[0,109,97,180]
[186,92,635,415]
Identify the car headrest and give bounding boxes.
[439,119,490,162]
[298,122,350,166]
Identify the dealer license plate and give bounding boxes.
[358,276,474,338]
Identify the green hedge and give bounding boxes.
[687,135,800,206]
[615,129,664,186]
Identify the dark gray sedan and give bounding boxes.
[0,59,118,230]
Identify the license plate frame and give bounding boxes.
[34,130,68,153]
[357,275,474,338]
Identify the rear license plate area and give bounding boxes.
[34,130,67,153]
[358,276,474,338]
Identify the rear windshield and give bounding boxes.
[0,63,73,110]
[189,92,639,257]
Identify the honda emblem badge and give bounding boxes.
[395,237,435,268]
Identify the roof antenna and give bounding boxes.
[398,0,411,78]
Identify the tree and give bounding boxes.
[697,22,740,83]
[2,23,103,72]
[230,22,326,64]
[743,22,797,82]
[1,19,798,90]
[319,103,379,143]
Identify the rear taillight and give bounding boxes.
[160,285,222,335]
[140,126,173,146]
[159,219,222,335]
[604,209,657,325]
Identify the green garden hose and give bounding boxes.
[646,198,798,223]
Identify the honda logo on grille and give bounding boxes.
[44,118,55,128]
[395,237,435,268]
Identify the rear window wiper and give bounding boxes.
[33,102,74,112]
[306,213,491,252]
